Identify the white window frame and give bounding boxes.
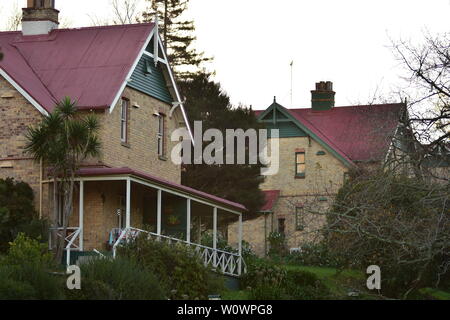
[157,114,165,157]
[120,99,129,143]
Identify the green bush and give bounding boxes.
[241,257,286,290]
[0,178,48,252]
[0,233,64,300]
[283,269,331,300]
[2,233,54,267]
[67,257,165,300]
[119,237,225,300]
[242,257,330,300]
[267,232,287,257]
[249,284,285,300]
[284,243,342,268]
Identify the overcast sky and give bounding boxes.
[1,0,449,109]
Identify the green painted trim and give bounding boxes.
[258,104,354,168]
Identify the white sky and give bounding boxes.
[1,0,449,109]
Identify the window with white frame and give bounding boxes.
[157,113,165,157]
[120,99,129,143]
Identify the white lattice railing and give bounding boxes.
[112,227,246,277]
[49,227,82,266]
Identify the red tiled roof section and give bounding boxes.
[0,23,154,112]
[259,190,280,212]
[290,104,403,162]
[255,104,404,162]
[76,167,247,212]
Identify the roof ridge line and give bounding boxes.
[9,42,58,104]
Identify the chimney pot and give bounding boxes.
[311,81,335,111]
[22,0,59,36]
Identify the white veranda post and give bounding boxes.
[213,207,218,266]
[157,189,162,235]
[238,213,243,275]
[79,180,84,250]
[126,178,131,229]
[186,198,191,243]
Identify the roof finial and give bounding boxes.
[273,96,276,103]
[153,14,159,66]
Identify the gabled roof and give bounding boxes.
[256,103,404,164]
[76,167,246,212]
[259,190,280,212]
[0,23,155,112]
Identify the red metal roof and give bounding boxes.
[256,103,403,162]
[0,23,154,112]
[259,190,280,212]
[76,167,247,212]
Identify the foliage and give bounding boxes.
[241,257,286,290]
[267,231,287,257]
[119,237,225,300]
[0,233,64,300]
[67,257,165,300]
[2,233,54,268]
[242,256,330,300]
[283,269,331,300]
[325,169,450,298]
[142,0,211,80]
[25,97,101,261]
[284,242,342,268]
[0,178,48,253]
[180,72,266,213]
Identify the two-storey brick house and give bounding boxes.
[0,0,245,275]
[236,81,406,256]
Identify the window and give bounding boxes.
[295,152,306,177]
[157,113,165,157]
[295,207,304,231]
[120,99,129,143]
[278,218,285,235]
[344,172,350,183]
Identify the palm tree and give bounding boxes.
[26,97,101,262]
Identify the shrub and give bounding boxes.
[267,232,287,257]
[0,233,64,300]
[119,237,225,300]
[249,284,286,300]
[68,257,165,300]
[284,242,342,268]
[283,269,331,300]
[242,256,330,300]
[0,178,48,252]
[241,257,286,290]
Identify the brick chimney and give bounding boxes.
[311,81,335,111]
[22,0,59,36]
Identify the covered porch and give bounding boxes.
[54,167,246,277]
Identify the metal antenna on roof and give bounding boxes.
[290,60,294,107]
[154,14,159,66]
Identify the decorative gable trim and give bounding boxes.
[257,102,355,168]
[108,25,194,143]
[0,68,49,116]
[109,28,155,114]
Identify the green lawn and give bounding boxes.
[418,288,450,300]
[283,265,375,299]
[221,264,450,300]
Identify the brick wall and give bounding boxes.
[0,75,45,213]
[229,136,349,256]
[97,86,182,184]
